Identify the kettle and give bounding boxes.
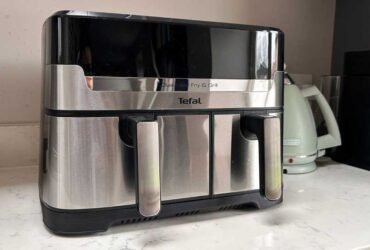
[283,73,341,174]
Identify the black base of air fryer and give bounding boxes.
[41,191,282,235]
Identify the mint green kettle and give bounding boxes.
[283,74,341,174]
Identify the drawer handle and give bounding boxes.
[246,115,282,200]
[136,121,161,217]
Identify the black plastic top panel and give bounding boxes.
[44,11,284,79]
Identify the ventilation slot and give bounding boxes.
[175,210,200,217]
[218,204,244,211]
[119,216,158,225]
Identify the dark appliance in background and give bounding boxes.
[39,11,284,234]
[333,50,370,170]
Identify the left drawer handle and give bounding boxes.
[136,121,161,217]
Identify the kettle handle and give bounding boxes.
[301,85,341,150]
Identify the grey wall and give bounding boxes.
[332,0,370,75]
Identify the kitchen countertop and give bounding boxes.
[1,159,370,250]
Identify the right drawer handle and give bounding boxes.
[245,115,282,201]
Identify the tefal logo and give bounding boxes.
[178,97,202,105]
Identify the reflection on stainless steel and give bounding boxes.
[158,115,210,200]
[41,116,136,209]
[137,121,161,217]
[213,114,260,194]
[264,117,282,200]
[44,65,283,110]
[90,76,271,92]
[270,31,281,78]
[255,31,269,78]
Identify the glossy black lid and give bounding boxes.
[43,10,284,79]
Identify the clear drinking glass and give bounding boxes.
[318,76,342,119]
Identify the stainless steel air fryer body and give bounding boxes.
[40,10,284,234]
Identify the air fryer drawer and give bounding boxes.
[41,116,136,209]
[158,115,210,200]
[213,114,260,194]
[41,115,210,210]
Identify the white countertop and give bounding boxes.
[1,159,370,250]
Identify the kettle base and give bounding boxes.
[283,162,317,174]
